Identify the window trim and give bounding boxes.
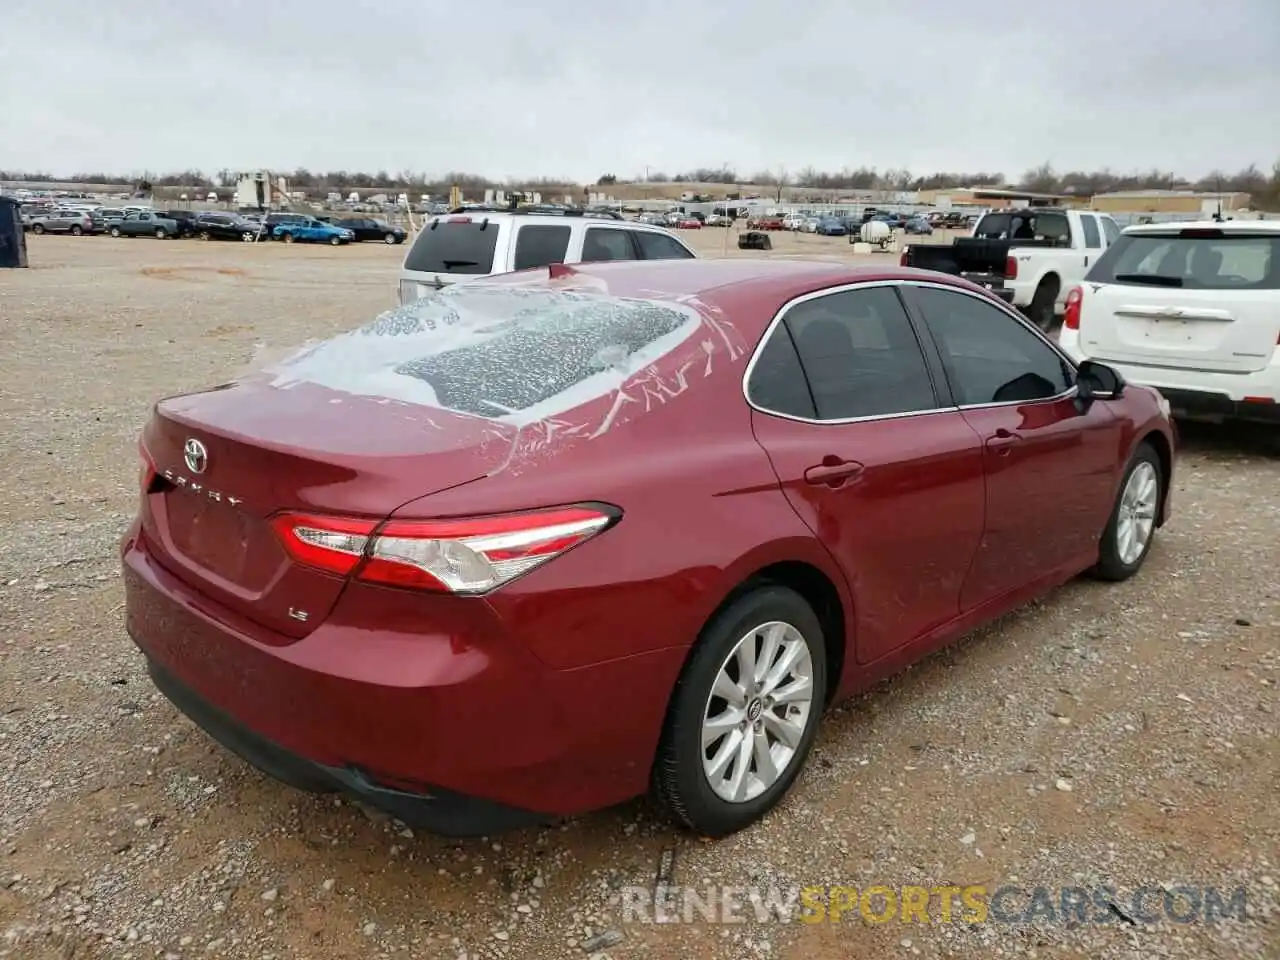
[743,279,1078,425]
[901,281,1079,412]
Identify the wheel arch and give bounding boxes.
[1136,428,1173,528]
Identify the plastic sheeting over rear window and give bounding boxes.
[266,284,704,424]
[404,220,500,275]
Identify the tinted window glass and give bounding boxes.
[1080,215,1102,249]
[1100,217,1121,245]
[912,287,1071,405]
[404,221,499,275]
[634,231,695,260]
[513,225,571,271]
[747,324,817,419]
[783,287,937,420]
[1088,233,1280,290]
[581,228,635,262]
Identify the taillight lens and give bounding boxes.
[270,505,618,594]
[899,248,909,266]
[138,442,156,492]
[1005,256,1017,280]
[1063,286,1083,330]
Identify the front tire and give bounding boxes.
[155,228,167,239]
[32,224,45,235]
[109,226,121,238]
[384,233,397,244]
[653,585,826,836]
[281,232,294,243]
[329,235,341,246]
[1091,442,1162,581]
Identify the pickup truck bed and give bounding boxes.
[903,237,1056,301]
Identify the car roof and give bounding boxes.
[1122,219,1280,236]
[480,259,984,325]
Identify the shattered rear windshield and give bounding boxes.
[268,285,703,422]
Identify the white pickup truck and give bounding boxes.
[901,207,1123,329]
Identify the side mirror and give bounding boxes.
[1077,360,1125,401]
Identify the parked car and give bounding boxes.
[782,215,806,231]
[262,213,310,238]
[675,216,702,229]
[27,210,97,236]
[122,259,1175,839]
[193,213,262,242]
[397,209,697,303]
[900,208,1124,328]
[1059,220,1280,428]
[108,211,180,239]
[815,217,847,237]
[333,218,407,244]
[904,216,934,235]
[159,210,201,238]
[746,215,785,231]
[704,213,731,227]
[272,217,354,245]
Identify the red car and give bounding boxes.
[675,216,702,229]
[123,260,1175,838]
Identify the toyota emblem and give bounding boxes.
[183,438,208,474]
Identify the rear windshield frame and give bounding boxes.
[1086,232,1280,290]
[403,219,502,276]
[973,211,1072,246]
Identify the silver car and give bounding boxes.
[28,210,97,236]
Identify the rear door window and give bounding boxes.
[974,212,1071,246]
[782,286,938,420]
[581,228,637,262]
[1089,232,1280,290]
[1079,215,1102,249]
[1100,216,1121,245]
[513,224,571,271]
[747,323,817,419]
[634,231,695,260]
[404,220,500,275]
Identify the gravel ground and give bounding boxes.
[0,233,1277,960]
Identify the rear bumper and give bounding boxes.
[1059,335,1280,424]
[145,657,546,836]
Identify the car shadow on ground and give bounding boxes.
[1173,419,1278,458]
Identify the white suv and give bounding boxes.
[1059,220,1280,427]
[398,209,697,305]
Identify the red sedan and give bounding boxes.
[122,259,1175,838]
[675,216,702,229]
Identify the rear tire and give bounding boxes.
[1029,276,1060,332]
[109,226,121,238]
[32,224,44,235]
[242,232,255,242]
[155,228,167,239]
[384,233,397,244]
[70,225,83,236]
[1090,442,1162,581]
[282,232,294,244]
[653,585,826,836]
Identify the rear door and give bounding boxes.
[509,222,572,271]
[632,229,696,260]
[1078,226,1280,373]
[903,283,1121,609]
[578,226,640,262]
[747,283,986,664]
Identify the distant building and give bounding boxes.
[235,171,289,210]
[1089,190,1251,214]
[916,186,1075,210]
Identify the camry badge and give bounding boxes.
[183,438,208,474]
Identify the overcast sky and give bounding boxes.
[2,0,1277,182]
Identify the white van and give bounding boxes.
[1059,219,1280,426]
[398,209,698,305]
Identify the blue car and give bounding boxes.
[272,217,355,245]
[904,216,934,235]
[815,217,847,236]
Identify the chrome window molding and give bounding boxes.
[742,278,1078,426]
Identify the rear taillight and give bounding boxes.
[899,248,909,266]
[270,505,618,594]
[138,443,156,495]
[1005,256,1017,280]
[1063,286,1083,330]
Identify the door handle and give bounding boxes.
[804,457,864,488]
[987,428,1022,456]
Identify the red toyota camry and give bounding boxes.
[122,259,1175,838]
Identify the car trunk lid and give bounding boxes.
[139,378,517,641]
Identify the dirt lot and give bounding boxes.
[1,233,1277,960]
